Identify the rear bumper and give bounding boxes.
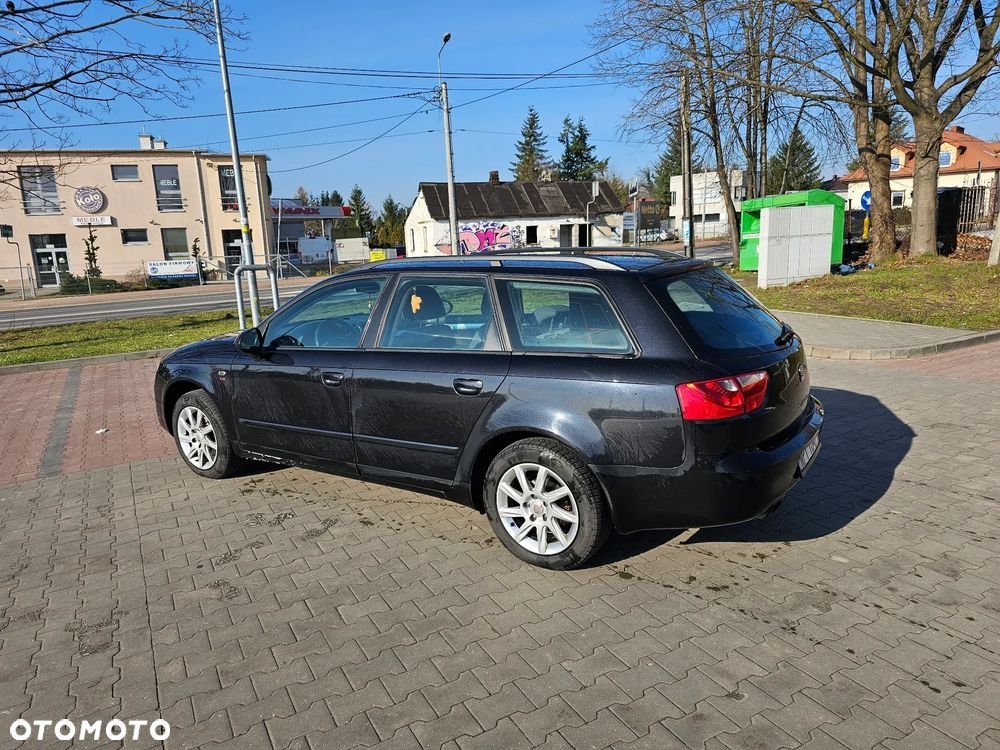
[593,397,824,534]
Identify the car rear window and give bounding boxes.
[647,267,784,356]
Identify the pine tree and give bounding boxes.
[349,185,374,236]
[558,116,607,181]
[650,123,684,204]
[372,195,408,247]
[330,190,344,206]
[766,127,822,194]
[511,106,549,181]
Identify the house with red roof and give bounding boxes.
[843,125,1000,210]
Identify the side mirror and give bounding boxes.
[237,327,263,353]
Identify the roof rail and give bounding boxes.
[481,246,685,262]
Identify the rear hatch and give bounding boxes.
[646,266,813,446]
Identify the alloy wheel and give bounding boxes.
[496,463,579,556]
[177,405,219,470]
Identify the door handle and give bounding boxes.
[321,371,346,387]
[453,378,483,396]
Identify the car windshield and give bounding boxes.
[647,267,785,356]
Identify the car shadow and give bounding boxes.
[587,386,915,566]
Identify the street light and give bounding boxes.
[438,33,460,255]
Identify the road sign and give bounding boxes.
[0,225,12,238]
[622,212,637,231]
[860,190,871,211]
[628,178,639,198]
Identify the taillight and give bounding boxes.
[675,370,770,421]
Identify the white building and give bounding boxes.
[843,125,1000,210]
[404,173,623,255]
[668,168,747,240]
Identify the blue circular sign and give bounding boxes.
[860,190,871,211]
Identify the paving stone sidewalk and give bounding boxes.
[0,347,999,749]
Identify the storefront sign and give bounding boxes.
[271,205,321,216]
[146,259,199,279]
[74,187,106,214]
[72,216,113,227]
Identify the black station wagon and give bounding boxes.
[155,249,823,569]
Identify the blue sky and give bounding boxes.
[13,0,996,208]
[20,0,651,206]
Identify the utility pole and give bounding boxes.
[213,0,261,326]
[680,72,695,259]
[438,33,460,255]
[440,82,460,255]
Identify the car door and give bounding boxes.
[229,275,388,472]
[353,274,510,488]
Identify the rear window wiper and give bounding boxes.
[775,322,795,346]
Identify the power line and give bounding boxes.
[451,34,639,110]
[190,64,616,92]
[270,104,431,173]
[51,46,605,80]
[4,91,431,134]
[251,128,436,153]
[176,110,437,148]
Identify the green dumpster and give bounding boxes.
[739,189,845,271]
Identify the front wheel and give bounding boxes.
[172,389,243,479]
[484,438,610,569]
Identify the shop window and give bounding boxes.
[19,166,59,214]
[161,228,189,259]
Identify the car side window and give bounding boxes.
[498,279,632,354]
[379,276,499,351]
[263,277,386,349]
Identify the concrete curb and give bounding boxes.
[0,348,175,377]
[803,328,1000,360]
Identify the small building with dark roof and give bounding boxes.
[404,172,624,255]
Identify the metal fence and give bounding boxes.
[958,183,999,233]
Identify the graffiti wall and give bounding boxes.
[434,221,524,255]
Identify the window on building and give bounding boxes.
[152,165,183,211]
[498,280,632,354]
[218,165,238,210]
[525,225,539,245]
[890,155,902,172]
[939,151,952,167]
[891,191,905,207]
[19,166,60,215]
[703,213,721,223]
[121,229,149,245]
[670,191,677,205]
[111,164,140,181]
[161,228,189,259]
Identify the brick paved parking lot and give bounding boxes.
[1,345,999,749]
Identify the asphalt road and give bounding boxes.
[0,282,311,331]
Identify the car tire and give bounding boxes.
[172,389,243,479]
[484,438,611,569]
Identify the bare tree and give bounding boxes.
[1,1,244,193]
[594,0,850,264]
[878,0,1000,255]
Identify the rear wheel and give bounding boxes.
[484,438,610,569]
[172,390,243,479]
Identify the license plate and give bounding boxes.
[797,434,820,475]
